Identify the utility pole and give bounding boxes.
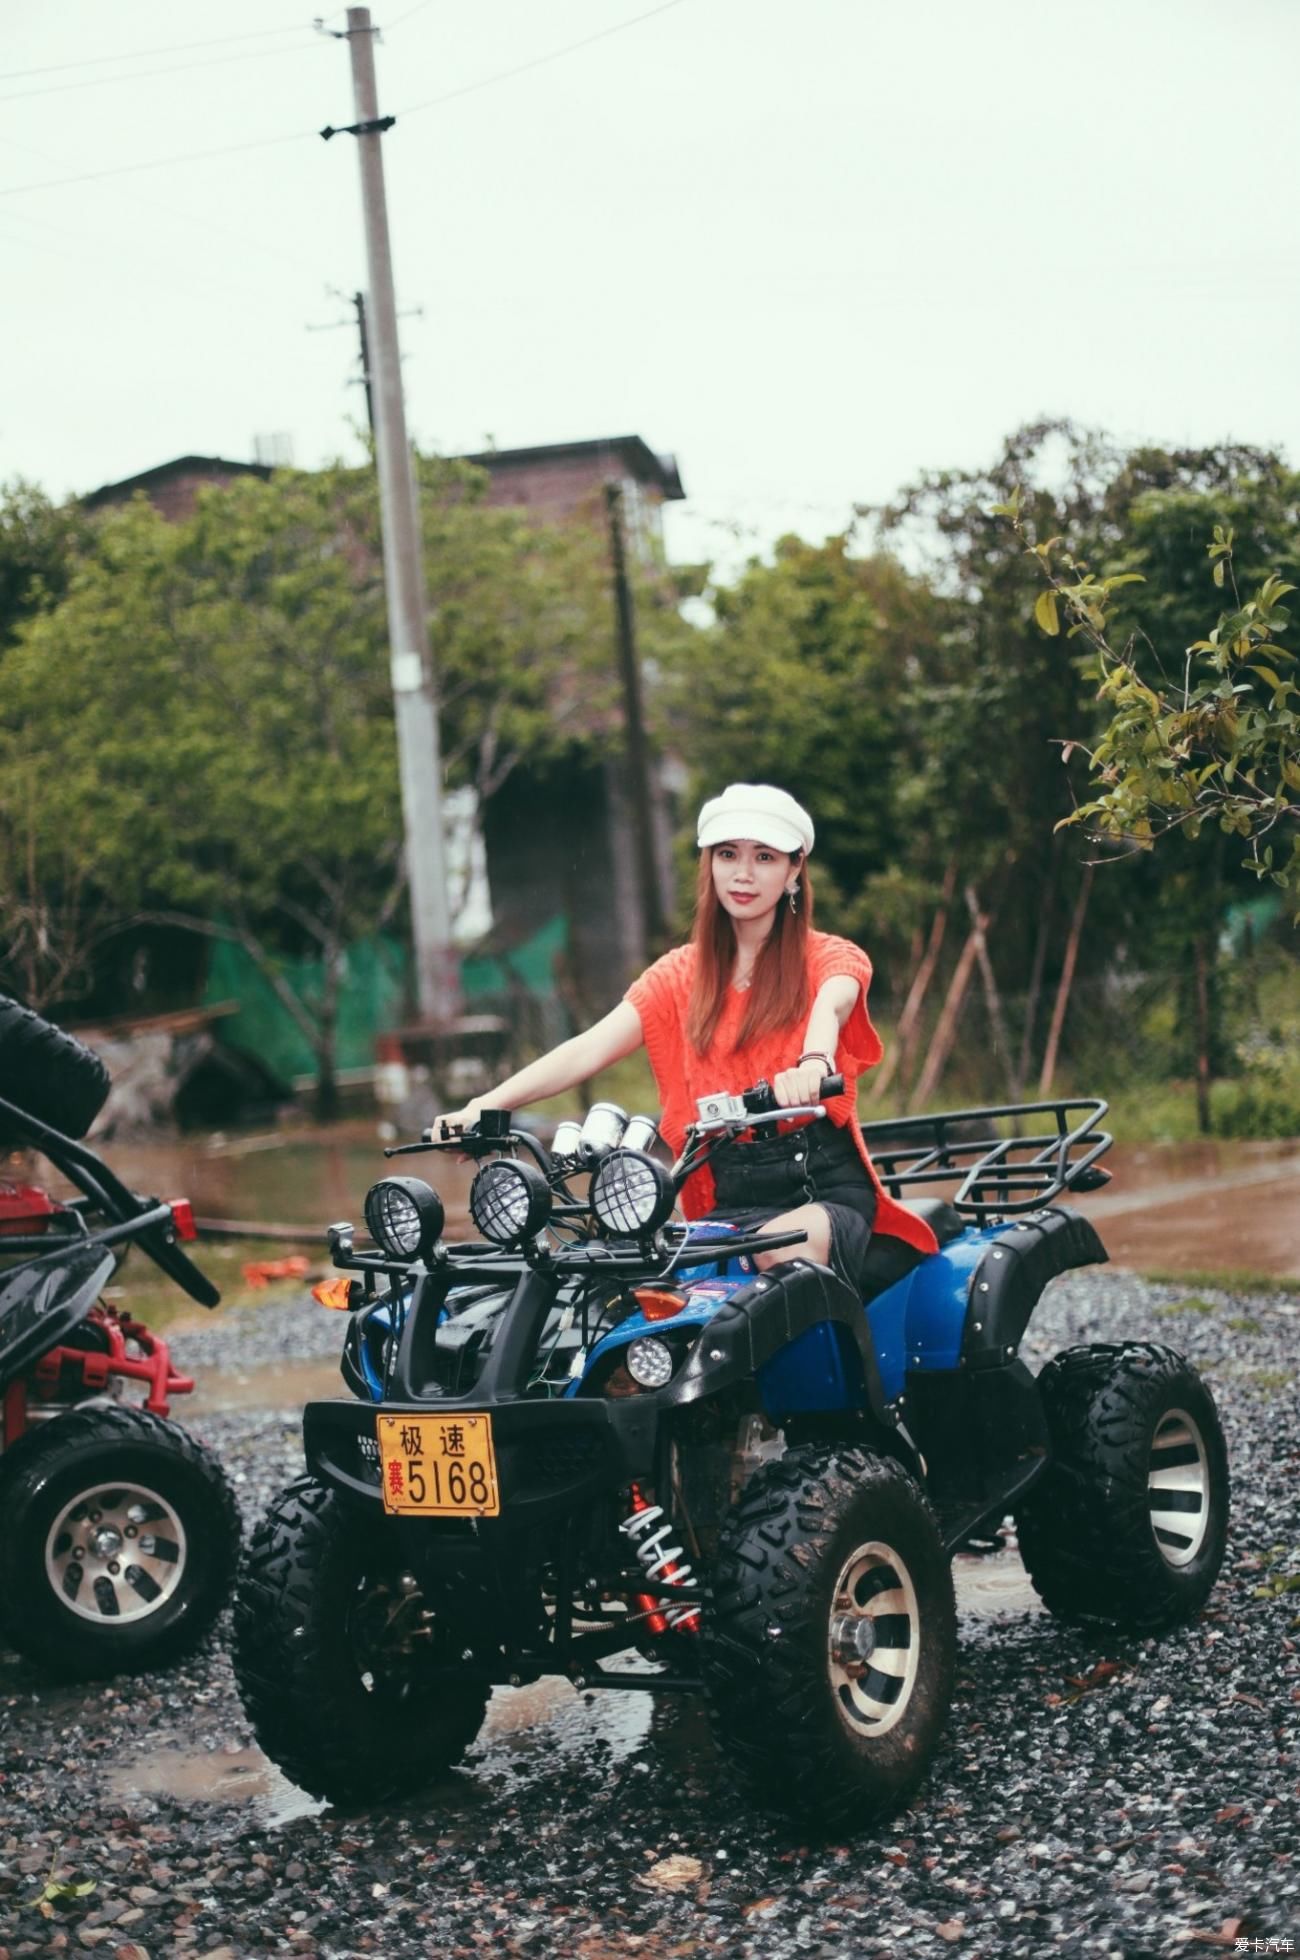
[604,480,668,951]
[324,7,459,1021]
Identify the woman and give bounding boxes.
[437,783,936,1289]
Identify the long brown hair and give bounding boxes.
[685,848,814,1054]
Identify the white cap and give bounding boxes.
[696,783,815,857]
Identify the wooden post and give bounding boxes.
[1193,933,1213,1135]
[869,862,956,1103]
[909,923,981,1110]
[965,882,1019,1101]
[1016,858,1055,1099]
[1038,863,1093,1098]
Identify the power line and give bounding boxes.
[382,0,438,28]
[0,130,327,285]
[400,0,686,116]
[0,35,327,109]
[0,0,688,199]
[0,129,316,200]
[0,22,313,85]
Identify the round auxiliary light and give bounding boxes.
[363,1177,445,1262]
[625,1335,675,1391]
[469,1159,553,1247]
[621,1113,661,1154]
[550,1119,583,1161]
[578,1101,627,1160]
[590,1149,677,1239]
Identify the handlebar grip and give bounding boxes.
[820,1073,844,1099]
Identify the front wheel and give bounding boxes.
[0,1404,240,1678]
[232,1477,490,1806]
[700,1445,956,1829]
[1016,1341,1230,1631]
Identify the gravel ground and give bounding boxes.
[2,1269,1297,1960]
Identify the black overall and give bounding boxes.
[706,1120,877,1296]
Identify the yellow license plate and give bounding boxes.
[376,1413,500,1518]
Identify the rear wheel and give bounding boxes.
[700,1444,956,1829]
[0,1404,240,1677]
[1016,1341,1229,1631]
[233,1477,490,1806]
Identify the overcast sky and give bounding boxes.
[2,0,1296,571]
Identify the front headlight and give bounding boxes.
[578,1100,628,1159]
[469,1159,553,1246]
[625,1335,675,1389]
[590,1149,676,1238]
[363,1177,445,1261]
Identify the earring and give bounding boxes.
[788,885,798,915]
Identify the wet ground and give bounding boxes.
[55,1122,1300,1280]
[2,1271,1297,1957]
[93,1554,1042,1839]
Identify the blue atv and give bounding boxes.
[233,1082,1229,1828]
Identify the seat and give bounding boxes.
[902,1197,966,1247]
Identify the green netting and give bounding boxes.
[461,913,567,997]
[201,917,567,1086]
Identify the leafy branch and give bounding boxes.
[993,490,1300,901]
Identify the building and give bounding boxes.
[463,435,684,563]
[83,454,271,524]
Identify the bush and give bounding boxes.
[1209,1076,1300,1141]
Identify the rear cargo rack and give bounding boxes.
[859,1098,1112,1220]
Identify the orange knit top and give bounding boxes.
[624,931,938,1255]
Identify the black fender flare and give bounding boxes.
[656,1259,894,1425]
[962,1205,1108,1369]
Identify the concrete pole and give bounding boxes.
[605,480,668,953]
[342,6,459,1020]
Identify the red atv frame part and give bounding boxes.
[0,1183,196,1443]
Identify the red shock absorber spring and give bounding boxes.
[619,1483,700,1634]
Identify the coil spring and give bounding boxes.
[619,1492,700,1631]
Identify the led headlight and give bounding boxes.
[590,1149,676,1238]
[578,1101,627,1159]
[469,1159,553,1246]
[625,1335,675,1390]
[363,1177,445,1261]
[621,1113,661,1154]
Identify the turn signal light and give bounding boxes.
[168,1199,198,1242]
[634,1287,687,1322]
[312,1276,360,1311]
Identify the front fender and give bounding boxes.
[622,1260,895,1426]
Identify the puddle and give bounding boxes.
[104,1666,665,1825]
[951,1546,1042,1621]
[183,1356,343,1414]
[471,1665,657,1788]
[27,1119,1300,1279]
[107,1744,325,1828]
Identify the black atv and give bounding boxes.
[0,998,239,1678]
[233,1084,1229,1827]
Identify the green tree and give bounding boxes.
[0,458,635,1106]
[668,533,945,949]
[993,445,1300,1126]
[0,479,86,656]
[1006,475,1300,895]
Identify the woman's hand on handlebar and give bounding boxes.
[772,1060,837,1109]
[431,1102,485,1153]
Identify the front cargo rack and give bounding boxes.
[859,1098,1113,1220]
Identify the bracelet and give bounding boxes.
[797,1051,835,1072]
